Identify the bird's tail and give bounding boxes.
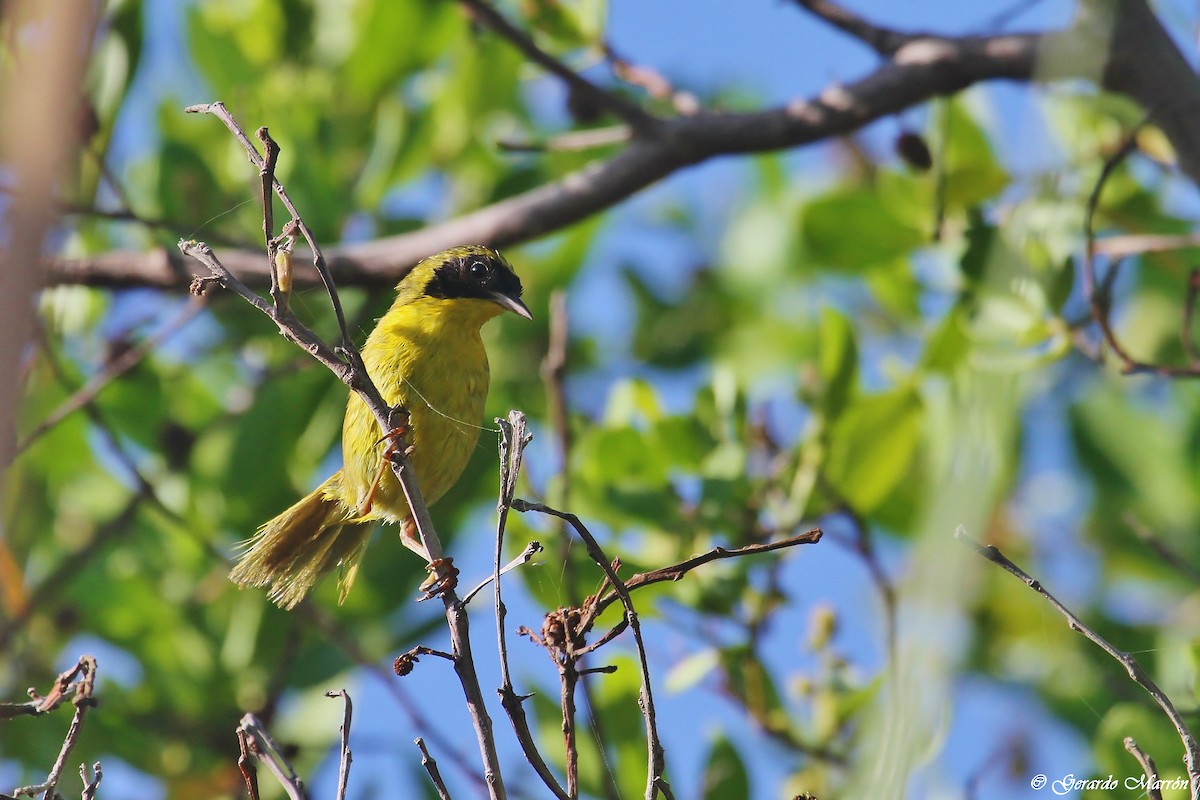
[229,472,375,609]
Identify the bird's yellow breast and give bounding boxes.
[339,295,501,522]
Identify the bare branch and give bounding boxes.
[457,0,656,130]
[416,738,454,800]
[789,0,919,56]
[955,526,1200,796]
[1125,514,1200,585]
[1081,122,1200,377]
[490,413,569,800]
[47,3,1200,295]
[593,527,824,613]
[511,501,673,800]
[185,103,357,355]
[51,27,1048,292]
[236,714,307,800]
[236,727,262,800]
[324,691,354,800]
[496,126,631,153]
[461,540,543,606]
[2,655,96,721]
[393,645,456,677]
[10,656,98,800]
[78,762,102,800]
[1125,737,1164,800]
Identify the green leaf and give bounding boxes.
[817,307,858,416]
[935,99,1010,208]
[921,303,971,374]
[959,208,994,285]
[823,387,923,514]
[702,735,750,799]
[802,188,925,272]
[665,648,720,693]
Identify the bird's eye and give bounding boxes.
[468,260,489,279]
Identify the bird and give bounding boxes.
[229,245,532,609]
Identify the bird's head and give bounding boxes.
[397,245,532,323]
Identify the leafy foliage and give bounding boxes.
[4,2,1200,799]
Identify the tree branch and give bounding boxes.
[46,3,1200,295]
[512,501,675,800]
[1125,737,1165,800]
[9,656,98,800]
[179,105,507,799]
[416,738,454,800]
[457,0,655,130]
[789,0,919,56]
[956,526,1200,797]
[49,27,1046,291]
[236,714,307,800]
[490,413,569,800]
[324,691,353,800]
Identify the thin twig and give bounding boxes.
[11,656,98,800]
[491,413,570,800]
[185,103,357,358]
[236,728,261,800]
[495,411,532,691]
[457,0,656,130]
[832,503,896,662]
[1125,737,1164,800]
[15,296,205,456]
[1093,233,1200,259]
[588,527,824,617]
[1125,514,1200,585]
[2,655,94,720]
[955,526,1200,797]
[416,738,454,800]
[255,126,287,315]
[393,645,456,676]
[536,296,620,800]
[789,0,920,56]
[1081,120,1200,378]
[461,540,543,606]
[78,761,102,800]
[603,43,701,115]
[561,655,580,798]
[236,714,307,800]
[324,691,353,800]
[510,501,673,800]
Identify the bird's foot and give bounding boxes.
[418,557,459,600]
[356,415,412,517]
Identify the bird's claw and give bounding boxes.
[418,557,459,600]
[357,419,413,517]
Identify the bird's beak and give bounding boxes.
[490,291,533,320]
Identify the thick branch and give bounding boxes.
[48,3,1200,296]
[49,29,1044,290]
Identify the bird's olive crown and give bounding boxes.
[422,246,524,303]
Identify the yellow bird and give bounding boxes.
[230,245,531,608]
